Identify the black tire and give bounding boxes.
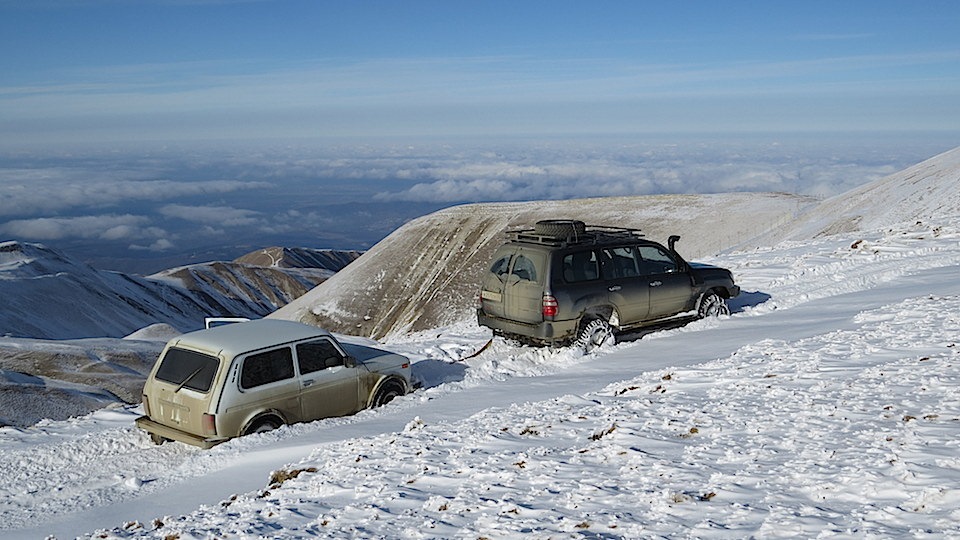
[534,219,586,237]
[244,417,281,436]
[698,291,729,318]
[372,382,403,408]
[576,318,615,353]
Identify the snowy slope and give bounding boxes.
[2,147,959,539]
[273,193,811,339]
[234,246,363,270]
[0,335,166,428]
[2,216,959,539]
[752,145,960,243]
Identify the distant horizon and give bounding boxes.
[2,131,957,275]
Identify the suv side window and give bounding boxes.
[296,339,345,375]
[241,347,295,389]
[637,246,680,274]
[601,247,641,280]
[562,250,599,282]
[511,254,538,282]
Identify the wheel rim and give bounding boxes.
[375,387,401,407]
[247,420,279,435]
[701,294,729,317]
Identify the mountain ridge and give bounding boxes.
[0,242,360,340]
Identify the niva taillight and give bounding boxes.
[202,413,217,436]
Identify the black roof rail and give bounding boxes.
[505,224,645,247]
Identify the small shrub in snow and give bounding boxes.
[268,467,318,488]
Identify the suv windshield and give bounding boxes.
[155,348,220,393]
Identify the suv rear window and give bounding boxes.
[155,348,219,393]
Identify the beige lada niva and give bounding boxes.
[136,319,411,448]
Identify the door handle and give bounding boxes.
[303,379,315,387]
[649,280,662,287]
[608,285,622,292]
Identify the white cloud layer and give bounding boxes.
[0,214,168,242]
[0,135,953,272]
[0,175,269,218]
[159,204,262,226]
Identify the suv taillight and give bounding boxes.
[542,295,558,318]
[202,413,217,436]
[142,394,151,417]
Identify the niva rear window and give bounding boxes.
[155,348,219,393]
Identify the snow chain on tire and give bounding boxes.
[576,318,615,353]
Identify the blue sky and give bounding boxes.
[2,0,959,145]
[1,0,959,272]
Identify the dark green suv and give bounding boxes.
[477,220,740,350]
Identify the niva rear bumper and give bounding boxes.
[135,415,227,450]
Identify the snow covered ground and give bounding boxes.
[2,214,959,539]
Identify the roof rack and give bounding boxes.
[506,224,645,247]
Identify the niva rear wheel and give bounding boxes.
[244,417,281,436]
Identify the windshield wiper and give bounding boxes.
[174,366,204,393]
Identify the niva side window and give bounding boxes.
[296,339,345,375]
[241,347,295,389]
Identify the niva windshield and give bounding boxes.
[155,348,219,393]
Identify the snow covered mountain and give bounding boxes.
[752,145,960,244]
[0,242,359,340]
[234,246,363,270]
[3,144,960,539]
[273,193,813,339]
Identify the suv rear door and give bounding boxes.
[503,248,547,324]
[599,246,650,324]
[481,246,547,325]
[479,249,512,319]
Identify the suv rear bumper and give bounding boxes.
[477,310,578,344]
[135,415,226,449]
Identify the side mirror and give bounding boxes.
[344,355,357,368]
[668,235,681,253]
